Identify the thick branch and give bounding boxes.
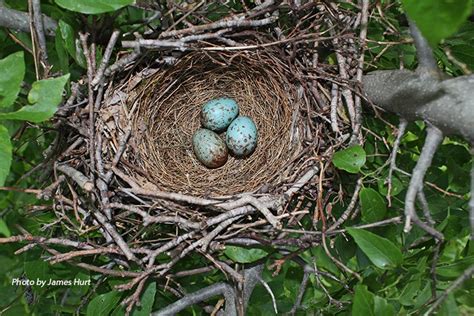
[0,4,57,36]
[362,70,474,143]
[408,19,439,77]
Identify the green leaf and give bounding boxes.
[224,245,269,263]
[352,284,375,316]
[55,0,133,14]
[360,188,387,223]
[55,25,70,74]
[437,256,474,277]
[332,145,366,173]
[377,176,403,197]
[0,75,69,122]
[0,219,11,237]
[399,279,421,306]
[24,260,53,292]
[0,51,25,108]
[87,291,122,316]
[402,0,473,46]
[58,20,86,68]
[347,228,403,269]
[0,125,12,186]
[438,293,460,316]
[132,282,156,316]
[374,296,395,316]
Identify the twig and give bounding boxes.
[470,148,474,239]
[160,16,277,38]
[257,276,278,314]
[290,268,310,315]
[79,32,96,180]
[56,164,94,192]
[151,283,237,316]
[110,202,201,229]
[36,175,65,200]
[425,265,474,315]
[31,0,49,74]
[104,48,140,77]
[122,29,231,49]
[386,118,408,206]
[403,124,444,241]
[322,233,362,281]
[92,210,139,262]
[91,30,121,87]
[123,277,148,315]
[330,83,340,133]
[327,177,363,231]
[242,264,264,310]
[349,0,369,145]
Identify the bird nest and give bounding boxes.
[117,51,302,196]
[19,2,364,312]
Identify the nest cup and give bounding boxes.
[127,52,303,196]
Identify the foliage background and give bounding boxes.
[0,0,473,315]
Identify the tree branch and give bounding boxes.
[408,19,439,78]
[0,3,57,36]
[362,70,474,143]
[152,283,237,316]
[403,124,444,240]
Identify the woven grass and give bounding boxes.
[119,51,306,196]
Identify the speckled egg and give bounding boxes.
[226,116,258,157]
[201,98,239,132]
[192,128,228,168]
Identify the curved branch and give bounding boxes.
[403,124,444,240]
[152,283,237,316]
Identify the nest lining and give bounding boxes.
[124,52,304,196]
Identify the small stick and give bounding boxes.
[403,124,444,241]
[349,0,369,145]
[327,177,363,231]
[104,45,141,77]
[56,164,94,192]
[93,210,138,262]
[31,0,49,74]
[37,175,65,200]
[91,30,121,87]
[330,83,340,133]
[160,16,277,38]
[79,32,96,179]
[386,118,408,206]
[425,265,474,315]
[151,283,237,316]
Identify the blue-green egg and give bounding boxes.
[226,116,258,157]
[192,128,228,168]
[201,97,239,132]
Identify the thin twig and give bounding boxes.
[404,124,444,241]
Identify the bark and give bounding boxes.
[362,70,474,143]
[0,5,57,36]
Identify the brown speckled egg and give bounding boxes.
[192,128,228,168]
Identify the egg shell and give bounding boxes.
[226,116,258,157]
[201,98,239,132]
[192,128,228,168]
